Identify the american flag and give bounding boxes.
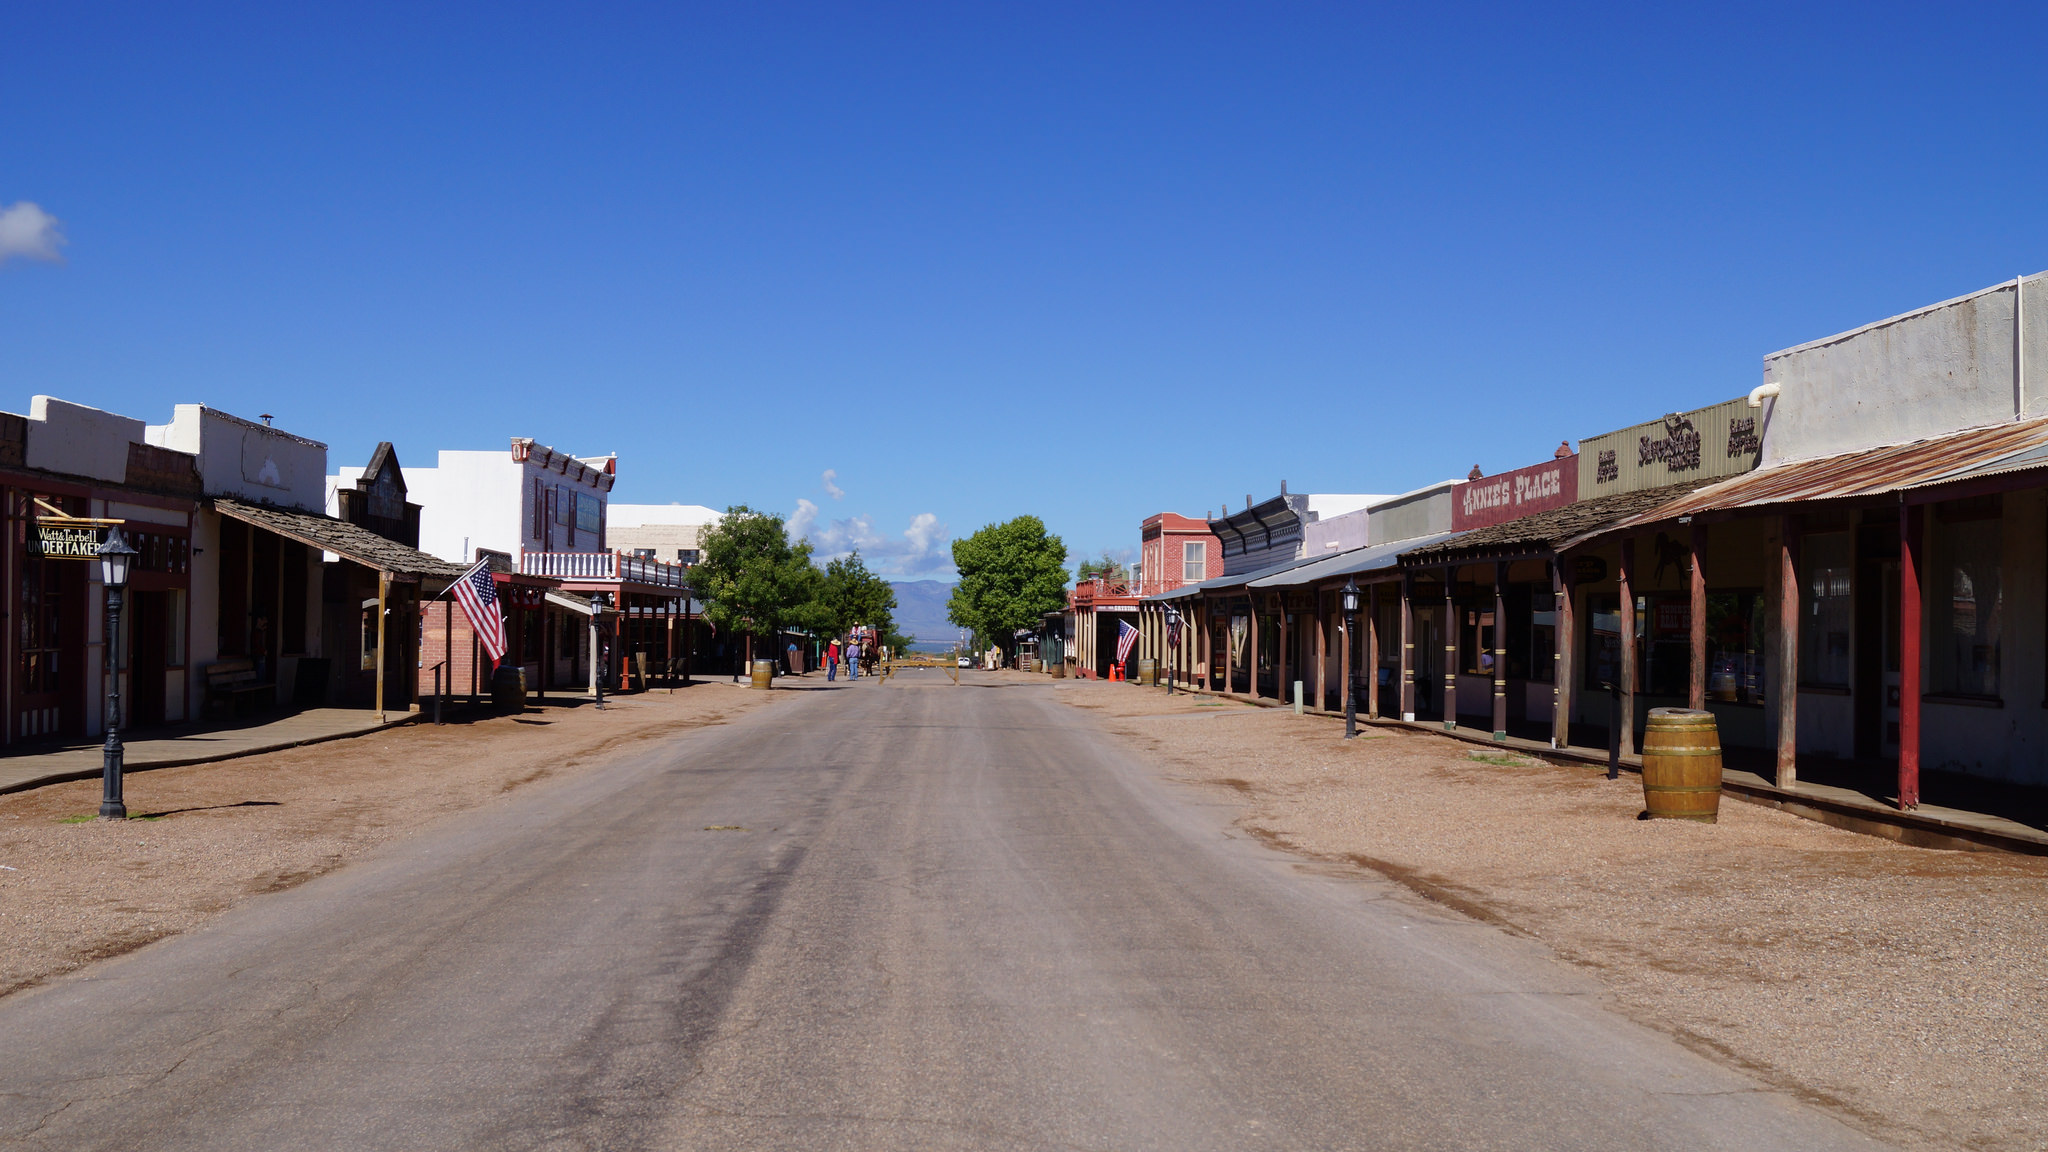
[1166,611,1182,648]
[1115,619,1140,666]
[450,558,508,665]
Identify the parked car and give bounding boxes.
[957,657,972,668]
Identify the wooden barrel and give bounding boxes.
[749,659,775,690]
[1136,658,1157,686]
[1640,708,1723,822]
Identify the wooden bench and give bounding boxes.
[203,658,276,717]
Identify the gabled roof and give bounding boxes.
[213,497,467,583]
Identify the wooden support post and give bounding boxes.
[1492,561,1508,741]
[1314,594,1327,711]
[1552,559,1575,750]
[1442,566,1457,730]
[1776,517,1800,788]
[1367,582,1381,719]
[1400,571,1415,721]
[443,598,454,712]
[1338,588,1352,718]
[374,573,390,722]
[1899,503,1922,809]
[1689,522,1708,711]
[1276,596,1288,705]
[1617,539,1637,758]
[1248,601,1260,699]
[1224,601,1235,696]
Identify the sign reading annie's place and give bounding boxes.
[1452,455,1579,531]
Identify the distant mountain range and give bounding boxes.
[889,581,960,651]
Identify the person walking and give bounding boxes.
[848,640,862,680]
[826,638,840,681]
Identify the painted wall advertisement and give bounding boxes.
[1452,455,1579,531]
[1576,396,1763,496]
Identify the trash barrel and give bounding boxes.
[491,664,526,713]
[1136,658,1157,686]
[750,659,775,690]
[1640,707,1723,822]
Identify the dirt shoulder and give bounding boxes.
[1048,675,2048,1152]
[0,682,770,1000]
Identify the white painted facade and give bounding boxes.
[606,504,722,564]
[403,440,615,565]
[146,404,327,513]
[1760,270,2048,465]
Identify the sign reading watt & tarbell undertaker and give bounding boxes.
[29,518,118,559]
[1452,454,1579,531]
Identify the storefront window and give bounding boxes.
[1800,532,1852,688]
[1704,590,1765,704]
[1529,609,1555,684]
[1585,594,1621,690]
[166,589,187,667]
[1642,594,1690,697]
[1931,497,2002,698]
[1463,609,1495,675]
[21,558,61,695]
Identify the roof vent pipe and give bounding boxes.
[1747,382,1780,409]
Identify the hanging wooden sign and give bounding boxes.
[29,507,125,560]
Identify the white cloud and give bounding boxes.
[796,507,953,576]
[0,202,65,265]
[822,469,845,500]
[788,498,820,540]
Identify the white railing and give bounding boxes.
[519,550,692,588]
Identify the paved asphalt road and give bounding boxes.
[0,676,1887,1151]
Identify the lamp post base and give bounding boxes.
[99,744,126,820]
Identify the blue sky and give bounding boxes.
[5,3,2047,578]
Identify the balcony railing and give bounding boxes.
[520,550,692,589]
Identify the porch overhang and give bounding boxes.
[211,497,466,591]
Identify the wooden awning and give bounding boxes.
[211,497,468,588]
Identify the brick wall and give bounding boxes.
[418,599,493,699]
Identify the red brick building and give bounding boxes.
[1137,513,1220,597]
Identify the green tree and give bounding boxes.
[807,550,898,642]
[947,516,1068,658]
[1074,551,1128,583]
[694,505,818,674]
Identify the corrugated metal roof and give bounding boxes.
[1401,480,1711,563]
[1911,437,2048,489]
[1578,417,2048,544]
[1144,552,1326,600]
[1248,530,1464,588]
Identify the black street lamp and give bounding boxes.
[589,592,610,710]
[1163,605,1181,695]
[97,526,138,819]
[1341,578,1361,739]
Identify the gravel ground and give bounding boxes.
[0,682,767,1000]
[1044,673,2048,1152]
